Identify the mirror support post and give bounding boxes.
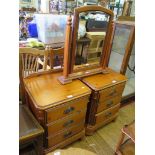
[63,15,72,78]
[102,18,115,69]
[58,15,73,84]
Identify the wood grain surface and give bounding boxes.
[24,72,91,109]
[82,68,127,91]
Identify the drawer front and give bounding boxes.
[47,110,86,136]
[47,122,84,148]
[97,95,122,113]
[99,82,125,102]
[96,103,120,124]
[46,96,89,124]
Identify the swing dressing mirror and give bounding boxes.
[58,6,114,84]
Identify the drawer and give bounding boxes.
[47,110,86,136]
[46,96,89,124]
[97,95,122,113]
[47,122,84,148]
[96,103,120,124]
[99,82,125,102]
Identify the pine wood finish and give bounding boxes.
[97,96,122,113]
[46,97,88,123]
[61,103,134,155]
[58,6,115,84]
[81,68,127,135]
[24,71,91,153]
[95,103,120,124]
[19,47,49,104]
[47,110,86,136]
[47,122,84,148]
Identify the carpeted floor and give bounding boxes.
[57,102,135,155]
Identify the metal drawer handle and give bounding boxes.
[108,89,117,96]
[64,107,75,114]
[105,112,112,118]
[64,131,72,138]
[63,120,74,127]
[106,101,113,107]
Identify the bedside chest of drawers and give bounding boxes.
[24,71,91,154]
[81,68,127,135]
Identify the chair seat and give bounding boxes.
[19,105,44,143]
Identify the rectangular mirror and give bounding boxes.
[74,11,110,72]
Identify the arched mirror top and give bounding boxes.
[70,6,114,73]
[74,5,114,17]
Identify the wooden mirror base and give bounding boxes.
[58,68,110,84]
[57,76,73,84]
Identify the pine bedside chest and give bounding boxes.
[81,68,127,135]
[24,71,91,154]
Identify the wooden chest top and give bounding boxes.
[81,68,127,91]
[24,72,91,110]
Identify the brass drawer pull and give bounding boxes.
[63,120,74,127]
[105,112,112,118]
[106,101,113,107]
[108,89,117,97]
[64,107,75,114]
[64,131,72,138]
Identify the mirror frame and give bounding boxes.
[58,6,115,84]
[107,21,135,75]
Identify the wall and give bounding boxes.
[40,0,49,13]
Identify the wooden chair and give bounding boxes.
[19,47,49,104]
[115,121,135,155]
[19,47,49,78]
[49,47,64,69]
[19,104,44,155]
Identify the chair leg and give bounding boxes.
[115,131,125,155]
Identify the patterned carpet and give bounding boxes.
[60,102,135,155]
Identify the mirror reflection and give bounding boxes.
[74,11,110,70]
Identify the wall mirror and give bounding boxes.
[58,6,114,84]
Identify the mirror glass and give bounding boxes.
[73,11,110,70]
[108,25,131,72]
